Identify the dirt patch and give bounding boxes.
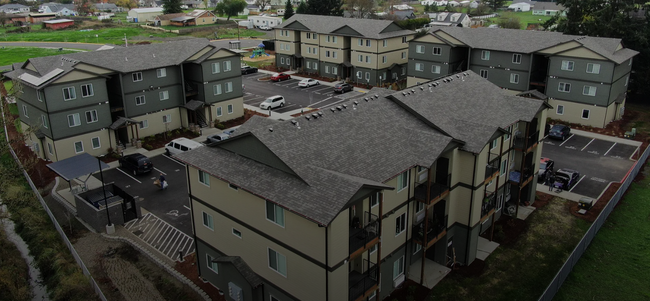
[382,279,430,301]
[215,108,268,129]
[140,129,200,151]
[175,253,225,301]
[451,258,487,278]
[482,216,527,247]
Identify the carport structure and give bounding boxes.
[47,153,110,193]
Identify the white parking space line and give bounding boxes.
[279,104,298,110]
[312,86,333,93]
[154,167,167,175]
[161,154,186,166]
[580,138,595,151]
[183,205,190,210]
[603,143,617,156]
[309,97,333,107]
[558,134,574,147]
[301,85,324,90]
[117,168,142,184]
[569,175,586,192]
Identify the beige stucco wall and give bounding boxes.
[318,34,345,49]
[319,47,344,64]
[52,127,112,161]
[210,96,244,122]
[300,31,319,45]
[351,37,377,52]
[377,49,408,70]
[275,29,299,42]
[127,108,182,141]
[51,70,102,84]
[548,98,610,128]
[327,212,349,264]
[378,36,411,53]
[301,43,319,60]
[537,41,581,55]
[276,41,297,55]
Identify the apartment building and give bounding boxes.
[5,39,244,162]
[274,14,414,86]
[175,71,549,301]
[407,27,638,128]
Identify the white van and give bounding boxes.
[165,138,203,156]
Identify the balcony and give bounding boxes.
[413,174,450,206]
[349,260,378,301]
[480,192,496,222]
[514,130,540,153]
[185,81,199,98]
[349,212,379,258]
[508,164,534,187]
[412,215,447,249]
[484,151,500,182]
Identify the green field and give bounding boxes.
[488,11,554,29]
[3,81,13,95]
[0,26,176,44]
[554,163,650,300]
[0,47,79,66]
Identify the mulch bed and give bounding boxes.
[175,253,225,301]
[141,129,200,150]
[450,258,487,278]
[216,108,268,129]
[382,279,430,301]
[482,215,528,247]
[291,108,319,117]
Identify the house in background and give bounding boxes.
[407,27,637,128]
[0,3,30,14]
[28,13,57,23]
[248,15,282,28]
[391,10,416,20]
[127,7,164,23]
[43,19,75,29]
[185,9,217,25]
[94,3,123,12]
[153,13,186,26]
[532,2,565,16]
[508,1,535,12]
[38,2,78,16]
[427,12,471,27]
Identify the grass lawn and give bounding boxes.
[0,25,176,44]
[0,47,78,66]
[429,197,590,301]
[8,103,18,116]
[554,163,650,300]
[4,81,13,95]
[488,11,554,29]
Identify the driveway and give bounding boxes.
[540,132,639,198]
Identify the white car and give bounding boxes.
[260,95,285,110]
[258,25,271,31]
[298,78,319,87]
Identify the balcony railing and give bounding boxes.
[481,192,496,219]
[349,260,378,301]
[485,162,499,181]
[508,164,534,186]
[413,173,451,205]
[412,215,447,248]
[514,130,540,152]
[349,212,379,256]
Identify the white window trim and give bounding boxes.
[62,87,76,101]
[135,95,146,106]
[163,114,171,124]
[22,105,28,117]
[91,137,101,149]
[556,105,564,115]
[216,106,223,117]
[41,115,48,128]
[395,212,406,236]
[227,104,234,114]
[81,84,94,98]
[561,60,574,71]
[206,254,218,272]
[510,73,519,84]
[67,113,80,127]
[558,82,571,93]
[512,53,522,64]
[198,170,210,186]
[268,247,287,277]
[586,63,600,74]
[85,110,98,123]
[433,47,441,55]
[397,171,409,192]
[202,211,214,230]
[157,68,167,78]
[132,72,143,82]
[266,201,285,228]
[140,119,149,129]
[582,85,596,96]
[159,90,169,101]
[393,255,405,280]
[232,228,242,238]
[481,50,490,60]
[416,45,425,54]
[74,141,84,154]
[415,63,424,72]
[582,109,590,120]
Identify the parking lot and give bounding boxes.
[242,73,367,114]
[541,132,639,198]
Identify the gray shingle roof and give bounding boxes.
[275,14,414,39]
[429,27,638,64]
[533,2,563,11]
[214,256,263,288]
[94,3,118,10]
[41,2,75,12]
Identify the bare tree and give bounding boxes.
[0,12,9,28]
[255,0,271,11]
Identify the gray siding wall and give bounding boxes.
[201,56,242,83]
[321,62,341,79]
[409,60,453,81]
[470,50,531,72]
[409,42,454,63]
[612,60,633,82]
[608,74,628,104]
[43,77,108,112]
[378,245,407,301]
[183,63,203,82]
[548,57,615,83]
[304,58,319,73]
[446,222,479,265]
[49,102,112,139]
[469,66,530,91]
[124,85,184,117]
[16,99,51,137]
[546,78,611,106]
[353,66,405,86]
[121,66,182,94]
[276,54,294,69]
[204,77,244,105]
[18,86,47,111]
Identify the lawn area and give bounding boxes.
[0,25,176,44]
[3,81,13,95]
[429,197,590,301]
[554,163,650,300]
[0,47,78,66]
[488,11,554,29]
[189,28,265,40]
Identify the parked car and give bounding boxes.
[334,82,353,93]
[554,168,581,190]
[271,73,291,81]
[258,25,271,31]
[260,95,285,110]
[538,157,554,183]
[206,133,230,144]
[223,127,238,136]
[165,138,203,156]
[548,124,571,141]
[119,153,153,175]
[298,78,319,87]
[241,66,258,75]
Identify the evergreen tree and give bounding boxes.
[296,0,307,14]
[284,0,295,19]
[214,0,247,20]
[162,0,183,14]
[306,0,343,16]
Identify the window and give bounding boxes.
[67,113,80,127]
[416,201,424,213]
[415,63,424,72]
[401,52,406,59]
[370,192,380,207]
[314,63,318,70]
[227,104,233,114]
[383,39,387,47]
[268,248,287,277]
[369,244,377,254]
[266,201,285,227]
[491,139,498,150]
[286,44,290,51]
[357,54,363,62]
[85,110,98,123]
[504,126,511,141]
[358,38,363,46]
[366,40,370,47]
[333,36,337,43]
[223,61,231,72]
[365,72,370,81]
[202,212,213,230]
[333,67,338,74]
[232,228,242,238]
[395,212,406,236]
[327,35,330,42]
[280,44,285,50]
[512,53,522,64]
[500,159,507,175]
[91,137,100,149]
[199,170,210,186]
[510,73,519,84]
[211,62,221,74]
[556,105,564,115]
[135,95,145,105]
[162,114,171,123]
[357,71,362,79]
[74,141,83,153]
[393,256,405,280]
[132,72,142,82]
[586,63,600,74]
[382,56,387,64]
[22,105,28,117]
[402,36,407,43]
[47,142,53,155]
[413,242,422,254]
[81,84,93,97]
[313,47,317,54]
[402,67,406,75]
[225,82,233,93]
[325,66,330,73]
[280,57,285,64]
[480,69,488,79]
[37,90,42,102]
[216,106,222,117]
[558,82,571,92]
[63,87,76,101]
[313,33,317,39]
[416,45,425,54]
[159,90,169,100]
[213,84,222,95]
[625,76,629,86]
[629,58,633,66]
[326,51,330,58]
[433,47,441,55]
[365,56,371,63]
[432,65,441,74]
[397,171,409,191]
[139,119,148,129]
[157,68,167,78]
[333,51,337,58]
[41,115,48,128]
[561,60,574,71]
[206,254,218,272]
[306,61,311,68]
[481,50,490,60]
[582,109,590,119]
[582,85,596,96]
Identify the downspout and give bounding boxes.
[325,226,328,301]
[517,122,531,218]
[528,53,534,90]
[420,166,432,285]
[187,167,201,279]
[376,192,384,298]
[491,136,505,241]
[465,154,477,264]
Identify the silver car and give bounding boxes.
[260,95,285,110]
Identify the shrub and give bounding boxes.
[216,123,225,130]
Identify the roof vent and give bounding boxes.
[305,115,311,120]
[330,108,336,112]
[353,101,359,105]
[436,81,440,85]
[269,128,273,132]
[364,97,369,101]
[420,86,424,91]
[456,74,460,78]
[312,113,319,119]
[153,53,156,58]
[411,89,415,93]
[336,106,342,111]
[374,94,378,99]
[342,104,347,109]
[428,84,432,87]
[402,92,407,96]
[125,57,128,61]
[317,111,323,116]
[407,92,411,95]
[291,120,298,125]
